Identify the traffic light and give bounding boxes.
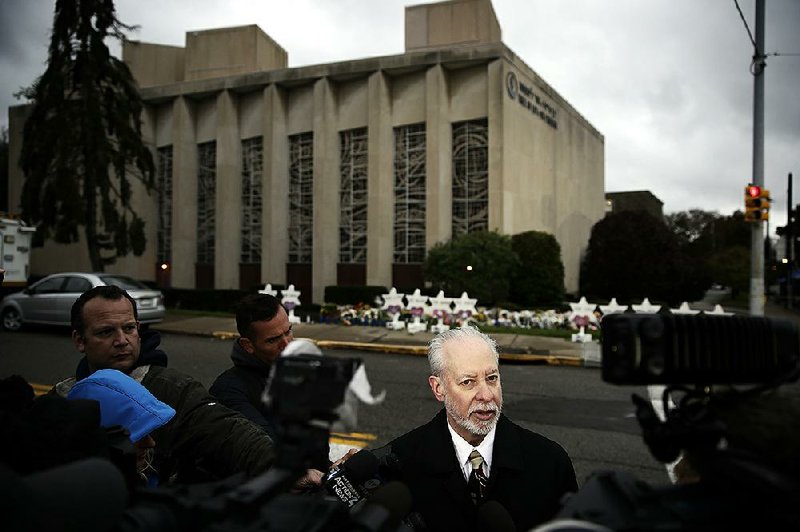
[759,188,771,221]
[744,184,770,222]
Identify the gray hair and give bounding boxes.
[428,325,499,377]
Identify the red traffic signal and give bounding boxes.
[747,185,762,198]
[744,184,770,222]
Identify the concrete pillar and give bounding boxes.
[170,96,197,289]
[263,85,289,285]
[425,64,452,248]
[312,78,339,303]
[366,71,394,288]
[215,90,241,289]
[487,59,505,233]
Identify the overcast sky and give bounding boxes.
[1,0,798,234]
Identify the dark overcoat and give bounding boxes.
[386,410,578,531]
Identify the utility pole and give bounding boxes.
[788,172,794,309]
[749,0,766,316]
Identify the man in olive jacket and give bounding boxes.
[52,286,281,482]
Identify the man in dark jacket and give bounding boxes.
[382,326,578,531]
[51,286,320,485]
[210,293,293,441]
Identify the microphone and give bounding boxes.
[324,450,380,507]
[350,481,412,532]
[2,457,128,532]
[478,500,517,532]
[377,452,402,481]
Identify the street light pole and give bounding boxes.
[749,0,766,316]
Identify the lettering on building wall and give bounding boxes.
[505,71,558,129]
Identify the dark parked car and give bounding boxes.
[1,272,165,331]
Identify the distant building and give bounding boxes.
[605,191,664,220]
[8,0,605,303]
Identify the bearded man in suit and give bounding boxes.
[384,326,578,531]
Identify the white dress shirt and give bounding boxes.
[447,421,497,481]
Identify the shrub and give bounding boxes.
[324,285,388,305]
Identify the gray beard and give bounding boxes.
[444,393,501,438]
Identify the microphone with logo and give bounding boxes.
[323,450,381,508]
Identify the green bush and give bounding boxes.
[511,230,566,308]
[324,285,388,305]
[163,288,248,313]
[424,231,518,305]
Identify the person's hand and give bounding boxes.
[291,468,324,492]
[329,448,359,471]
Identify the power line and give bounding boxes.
[733,0,758,53]
[734,2,800,61]
[734,0,767,76]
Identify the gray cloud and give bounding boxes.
[2,0,798,229]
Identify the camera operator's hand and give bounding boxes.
[291,468,324,492]
[330,448,359,470]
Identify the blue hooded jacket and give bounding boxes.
[67,369,175,442]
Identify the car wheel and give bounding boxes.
[2,308,23,331]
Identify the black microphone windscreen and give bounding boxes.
[341,449,380,484]
[478,500,517,532]
[351,481,412,532]
[26,457,128,531]
[369,481,412,517]
[378,452,402,480]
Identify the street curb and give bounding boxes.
[315,340,584,366]
[314,340,428,356]
[156,325,589,367]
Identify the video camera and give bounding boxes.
[601,313,800,386]
[546,313,800,531]
[120,353,413,532]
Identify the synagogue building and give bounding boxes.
[8,0,604,303]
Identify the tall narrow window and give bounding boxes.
[339,128,368,264]
[156,146,173,264]
[241,137,263,264]
[452,119,488,236]
[197,141,216,265]
[394,124,426,263]
[288,133,313,263]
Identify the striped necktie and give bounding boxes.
[467,449,488,505]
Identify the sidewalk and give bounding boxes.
[152,313,591,366]
[151,300,800,367]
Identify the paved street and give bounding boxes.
[5,298,800,490]
[1,326,666,487]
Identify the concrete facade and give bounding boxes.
[7,0,604,304]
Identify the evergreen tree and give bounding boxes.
[19,0,154,271]
[581,211,704,305]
